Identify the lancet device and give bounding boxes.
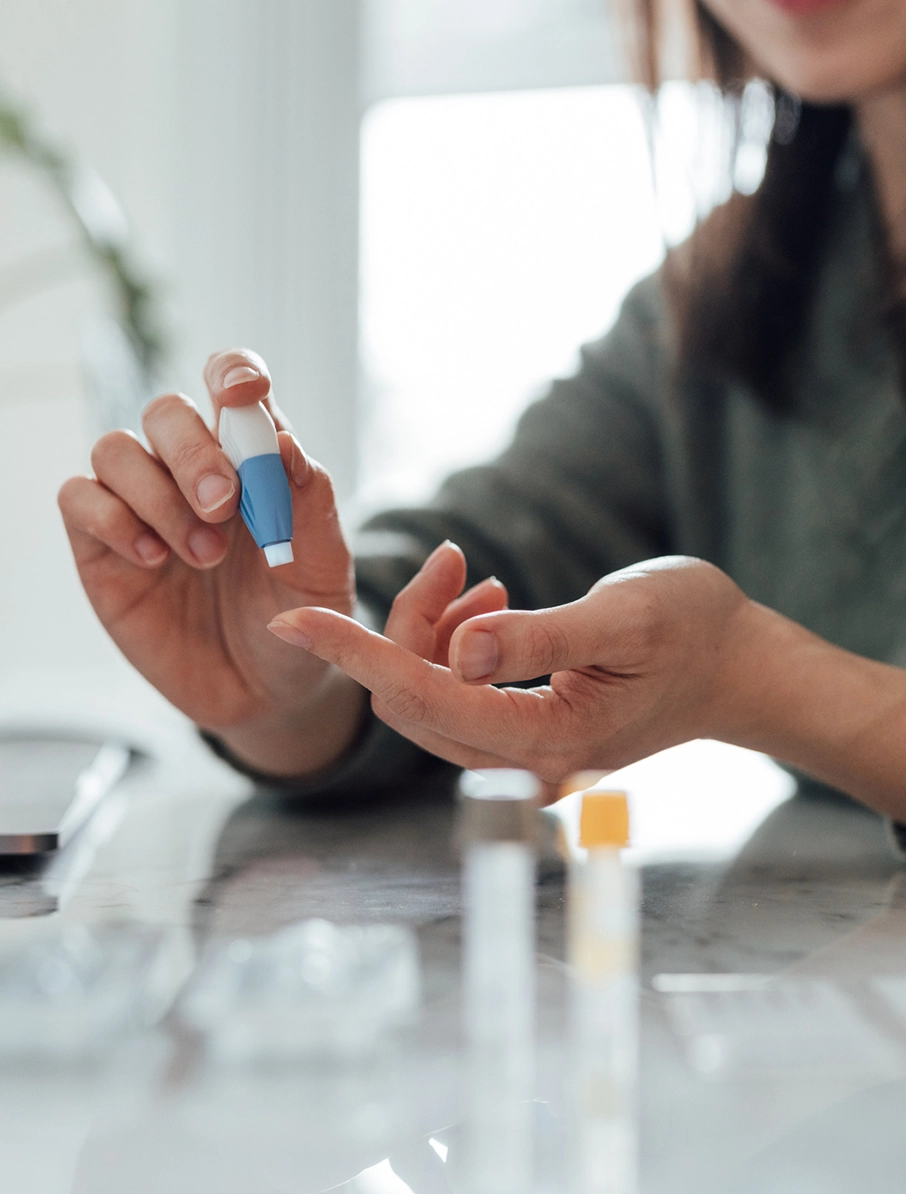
[219,403,294,567]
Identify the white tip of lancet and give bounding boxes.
[264,542,294,568]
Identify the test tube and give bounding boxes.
[458,768,539,1194]
[568,789,638,1194]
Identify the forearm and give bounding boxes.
[724,602,906,818]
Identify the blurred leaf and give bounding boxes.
[0,87,166,379]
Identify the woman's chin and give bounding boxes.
[757,50,906,105]
[701,0,906,105]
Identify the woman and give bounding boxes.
[58,0,906,817]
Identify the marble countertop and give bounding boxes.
[0,728,904,1193]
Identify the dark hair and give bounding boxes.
[635,1,853,408]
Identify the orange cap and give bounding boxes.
[579,790,630,848]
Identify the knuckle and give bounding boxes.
[525,616,570,675]
[518,744,544,774]
[382,682,430,725]
[554,668,598,707]
[90,429,138,474]
[636,586,663,627]
[89,503,126,545]
[168,437,215,480]
[306,459,337,505]
[528,750,574,786]
[142,391,197,433]
[629,588,668,655]
[547,758,578,784]
[521,745,556,779]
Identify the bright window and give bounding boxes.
[358,81,762,511]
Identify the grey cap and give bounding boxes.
[457,769,540,845]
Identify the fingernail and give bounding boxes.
[188,527,225,565]
[475,575,501,592]
[267,620,312,651]
[455,629,498,681]
[135,533,167,565]
[222,365,260,389]
[196,473,235,513]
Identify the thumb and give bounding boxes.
[449,599,601,684]
[203,347,292,432]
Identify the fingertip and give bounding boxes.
[204,348,272,408]
[216,375,272,408]
[187,526,227,569]
[474,575,509,609]
[441,539,466,566]
[269,604,338,634]
[267,619,312,651]
[418,539,466,587]
[134,533,169,567]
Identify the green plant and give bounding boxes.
[0,88,165,383]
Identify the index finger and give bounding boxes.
[203,348,292,432]
[268,605,554,754]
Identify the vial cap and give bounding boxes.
[579,790,630,848]
[457,769,539,845]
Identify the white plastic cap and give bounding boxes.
[458,769,541,802]
[218,403,280,469]
[264,541,294,568]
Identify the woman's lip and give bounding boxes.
[766,0,849,13]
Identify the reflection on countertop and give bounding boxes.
[0,733,902,1192]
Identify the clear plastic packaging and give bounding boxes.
[0,923,168,1058]
[180,919,420,1062]
[656,974,899,1079]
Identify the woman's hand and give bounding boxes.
[59,349,366,777]
[267,549,758,791]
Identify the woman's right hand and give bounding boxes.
[58,348,367,777]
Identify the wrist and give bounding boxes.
[209,666,369,779]
[710,600,906,813]
[705,598,802,746]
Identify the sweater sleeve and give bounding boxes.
[212,274,674,799]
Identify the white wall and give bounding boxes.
[0,0,182,683]
[171,0,362,494]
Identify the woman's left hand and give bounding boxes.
[267,544,759,794]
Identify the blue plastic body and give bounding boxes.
[236,453,293,549]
